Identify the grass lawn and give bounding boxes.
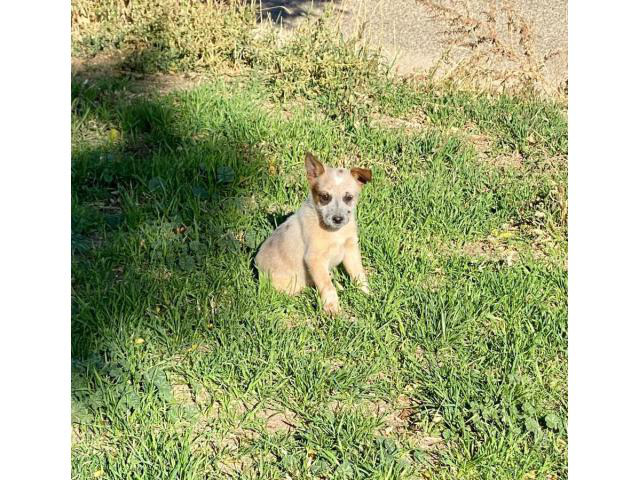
[71,3,567,479]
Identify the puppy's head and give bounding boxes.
[304,152,372,231]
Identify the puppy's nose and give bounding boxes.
[332,215,344,224]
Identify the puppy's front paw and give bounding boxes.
[323,299,341,315]
[355,276,370,295]
[322,290,341,315]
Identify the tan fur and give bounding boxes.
[255,152,371,314]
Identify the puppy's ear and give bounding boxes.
[305,152,325,181]
[350,167,372,185]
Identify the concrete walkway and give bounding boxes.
[258,0,567,93]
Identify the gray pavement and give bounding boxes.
[258,0,567,92]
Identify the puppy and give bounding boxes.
[255,152,372,314]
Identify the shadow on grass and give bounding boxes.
[71,60,277,365]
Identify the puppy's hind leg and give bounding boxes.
[269,272,306,295]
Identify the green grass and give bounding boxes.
[71,5,567,480]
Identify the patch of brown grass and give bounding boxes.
[72,0,259,74]
[460,221,565,267]
[422,267,447,293]
[463,237,520,266]
[370,111,427,131]
[217,455,254,477]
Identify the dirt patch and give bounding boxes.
[536,154,569,178]
[203,398,299,435]
[448,125,529,170]
[465,131,492,153]
[353,394,445,453]
[422,267,446,292]
[465,132,524,169]
[72,52,207,96]
[490,151,525,169]
[367,394,415,434]
[217,455,254,476]
[216,427,259,452]
[196,399,297,472]
[71,427,118,457]
[370,112,427,131]
[254,407,298,434]
[172,384,195,405]
[463,237,520,266]
[281,311,314,329]
[460,221,565,266]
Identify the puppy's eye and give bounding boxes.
[319,193,331,203]
[344,194,353,203]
